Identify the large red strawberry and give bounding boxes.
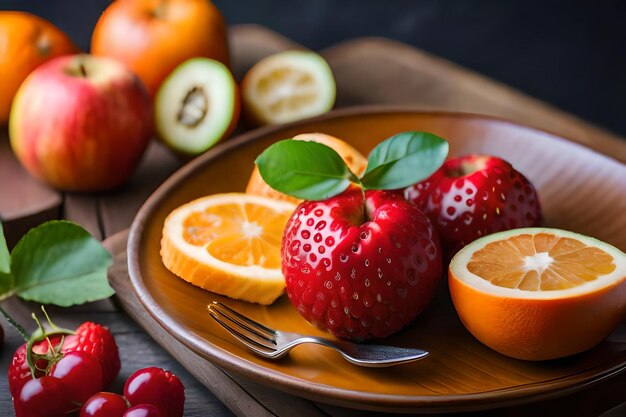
[256,132,449,340]
[281,188,442,340]
[405,154,542,256]
[8,321,120,399]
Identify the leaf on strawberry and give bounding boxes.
[10,220,114,306]
[0,221,13,295]
[361,131,449,190]
[256,139,359,200]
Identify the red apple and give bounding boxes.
[9,54,153,191]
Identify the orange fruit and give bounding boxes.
[246,133,368,204]
[160,193,296,305]
[0,11,79,124]
[91,0,229,96]
[242,50,335,125]
[449,228,626,360]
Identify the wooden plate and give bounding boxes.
[127,107,626,413]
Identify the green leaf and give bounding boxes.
[0,271,13,298]
[10,221,114,306]
[255,139,358,200]
[0,222,13,296]
[0,221,10,274]
[361,131,449,190]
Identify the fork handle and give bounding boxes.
[293,337,429,367]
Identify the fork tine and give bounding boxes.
[208,304,276,348]
[208,308,277,354]
[211,301,277,336]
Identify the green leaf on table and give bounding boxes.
[255,139,359,200]
[361,131,449,190]
[10,220,114,306]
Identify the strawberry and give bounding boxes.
[281,188,442,340]
[405,154,542,256]
[256,131,449,339]
[8,321,120,399]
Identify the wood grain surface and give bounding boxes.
[323,37,626,162]
[1,23,626,416]
[0,137,61,247]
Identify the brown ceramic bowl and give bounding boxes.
[127,107,626,413]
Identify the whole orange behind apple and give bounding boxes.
[0,12,79,125]
[91,0,229,96]
[9,54,154,191]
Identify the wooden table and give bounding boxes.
[2,25,626,416]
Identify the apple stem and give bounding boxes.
[79,62,87,78]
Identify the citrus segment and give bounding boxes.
[467,233,616,291]
[242,51,336,125]
[161,193,296,304]
[449,228,626,360]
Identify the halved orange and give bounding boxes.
[246,132,368,204]
[241,50,336,125]
[160,193,296,304]
[449,228,626,360]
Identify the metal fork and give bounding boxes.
[207,301,429,367]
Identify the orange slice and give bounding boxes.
[246,132,368,204]
[160,193,296,305]
[449,228,626,360]
[241,50,336,125]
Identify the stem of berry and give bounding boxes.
[40,305,61,331]
[25,309,76,376]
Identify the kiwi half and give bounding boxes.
[155,58,239,155]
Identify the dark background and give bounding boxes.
[3,0,626,138]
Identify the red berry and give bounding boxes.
[63,322,121,388]
[8,336,64,398]
[8,321,120,399]
[13,376,72,417]
[124,367,185,417]
[124,404,165,417]
[405,155,542,255]
[80,392,128,417]
[282,188,442,341]
[50,351,104,403]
